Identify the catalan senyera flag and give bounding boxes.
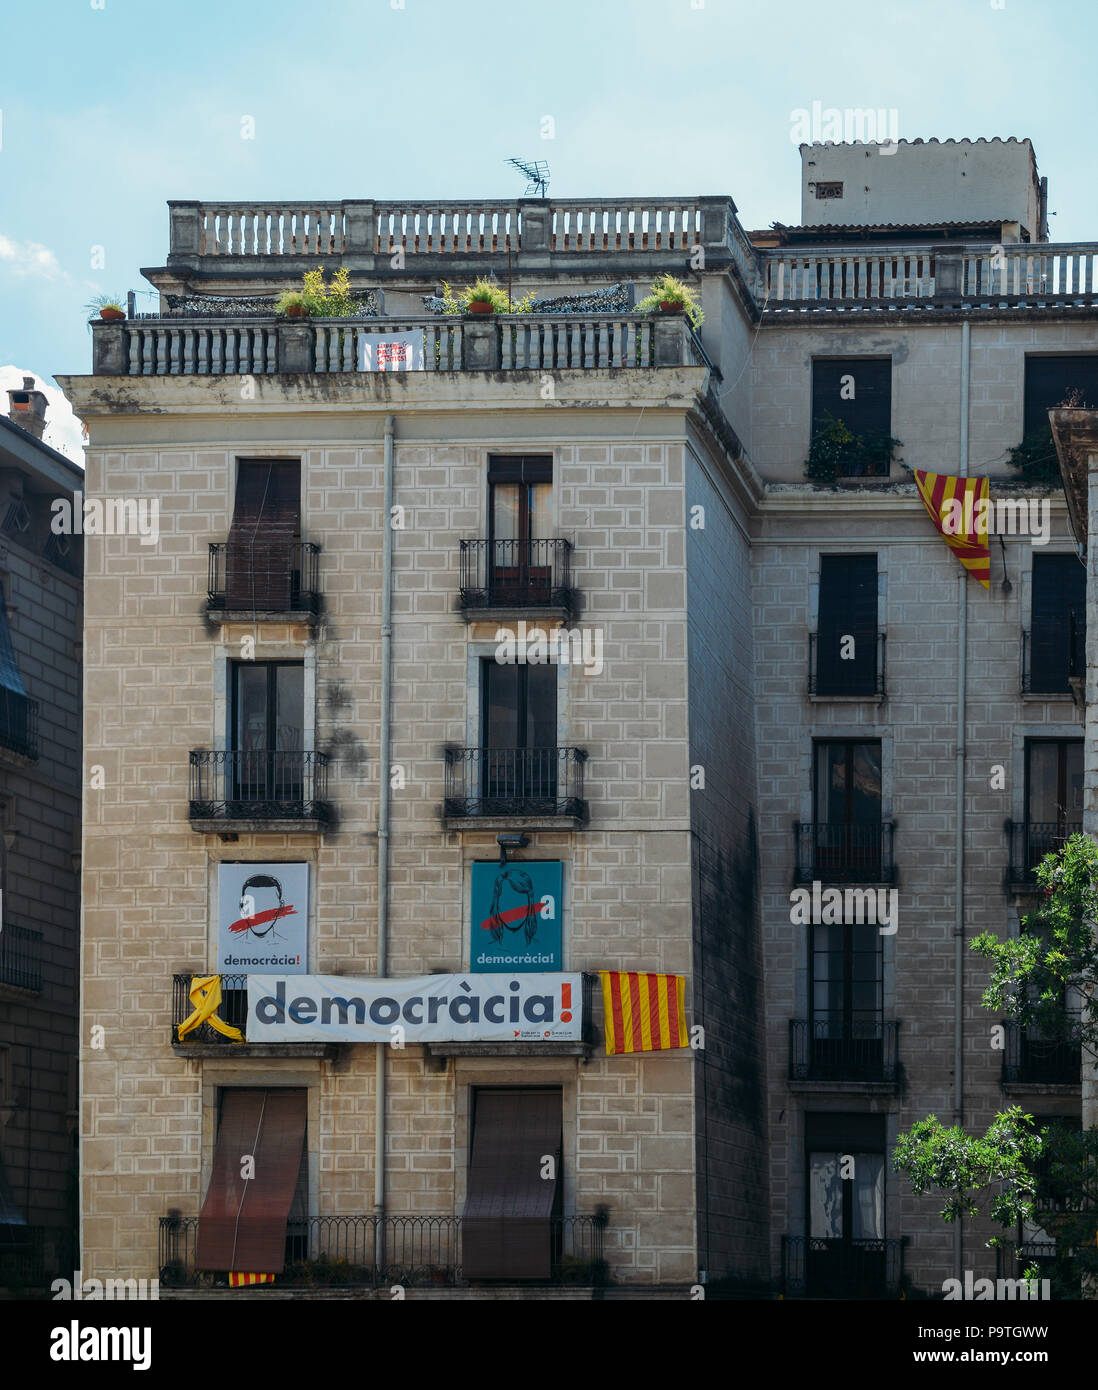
[913,470,991,588]
[229,1272,275,1288]
[599,971,688,1055]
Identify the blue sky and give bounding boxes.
[2,0,1096,460]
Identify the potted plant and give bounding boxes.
[276,290,311,319]
[635,273,704,327]
[804,412,902,484]
[467,278,503,315]
[85,294,126,322]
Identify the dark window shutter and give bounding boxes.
[816,555,878,695]
[1023,357,1098,437]
[805,1112,885,1153]
[1031,554,1086,693]
[462,1089,562,1280]
[226,462,301,609]
[196,1088,306,1274]
[812,359,892,438]
[487,455,553,484]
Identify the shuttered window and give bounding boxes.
[1030,554,1086,693]
[196,1088,307,1274]
[811,358,893,477]
[1023,357,1098,437]
[815,555,878,695]
[225,461,301,610]
[462,1088,562,1280]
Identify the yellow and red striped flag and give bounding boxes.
[913,470,991,588]
[229,1272,275,1288]
[599,971,688,1055]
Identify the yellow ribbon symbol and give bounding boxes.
[177,975,245,1043]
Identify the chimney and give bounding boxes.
[7,375,48,441]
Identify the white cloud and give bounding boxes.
[0,366,86,467]
[0,233,65,281]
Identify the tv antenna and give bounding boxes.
[506,157,550,198]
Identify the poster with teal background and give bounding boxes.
[470,860,563,972]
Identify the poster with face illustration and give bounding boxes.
[217,862,309,973]
[469,861,563,973]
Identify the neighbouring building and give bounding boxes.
[58,136,1096,1297]
[0,378,84,1293]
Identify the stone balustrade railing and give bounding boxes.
[168,197,743,267]
[91,313,706,376]
[763,242,1098,309]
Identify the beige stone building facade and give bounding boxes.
[60,137,1098,1296]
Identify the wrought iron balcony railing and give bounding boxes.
[0,687,38,760]
[808,631,885,698]
[444,746,587,820]
[1000,1020,1081,1086]
[189,750,331,823]
[793,820,895,884]
[208,541,321,614]
[789,1019,899,1084]
[0,923,42,992]
[1005,820,1082,886]
[781,1235,906,1299]
[159,1211,608,1287]
[1021,623,1086,696]
[172,973,247,1044]
[458,539,575,614]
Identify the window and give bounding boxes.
[196,1088,307,1275]
[481,659,558,809]
[225,460,302,610]
[1023,357,1098,437]
[811,358,893,477]
[231,662,305,806]
[814,182,844,200]
[805,1113,887,1297]
[1022,739,1083,870]
[814,555,878,696]
[1029,554,1086,693]
[0,581,36,760]
[810,918,883,1055]
[462,1088,562,1280]
[812,741,884,879]
[487,455,553,606]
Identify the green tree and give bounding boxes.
[893,833,1098,1296]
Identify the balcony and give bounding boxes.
[781,1236,906,1299]
[188,750,331,831]
[793,821,895,884]
[91,311,709,378]
[207,541,321,618]
[808,632,885,699]
[159,1211,608,1288]
[0,924,42,993]
[763,242,1098,314]
[171,973,336,1057]
[789,1019,899,1088]
[1021,626,1085,697]
[443,747,587,826]
[1001,1021,1081,1088]
[0,687,38,761]
[458,539,576,618]
[1005,820,1081,889]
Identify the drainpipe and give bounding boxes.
[954,320,971,1282]
[375,413,395,1267]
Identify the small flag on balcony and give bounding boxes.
[913,470,991,588]
[177,975,244,1044]
[599,971,688,1055]
[229,1272,274,1288]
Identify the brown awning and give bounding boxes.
[196,1088,306,1273]
[462,1088,561,1280]
[226,461,301,609]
